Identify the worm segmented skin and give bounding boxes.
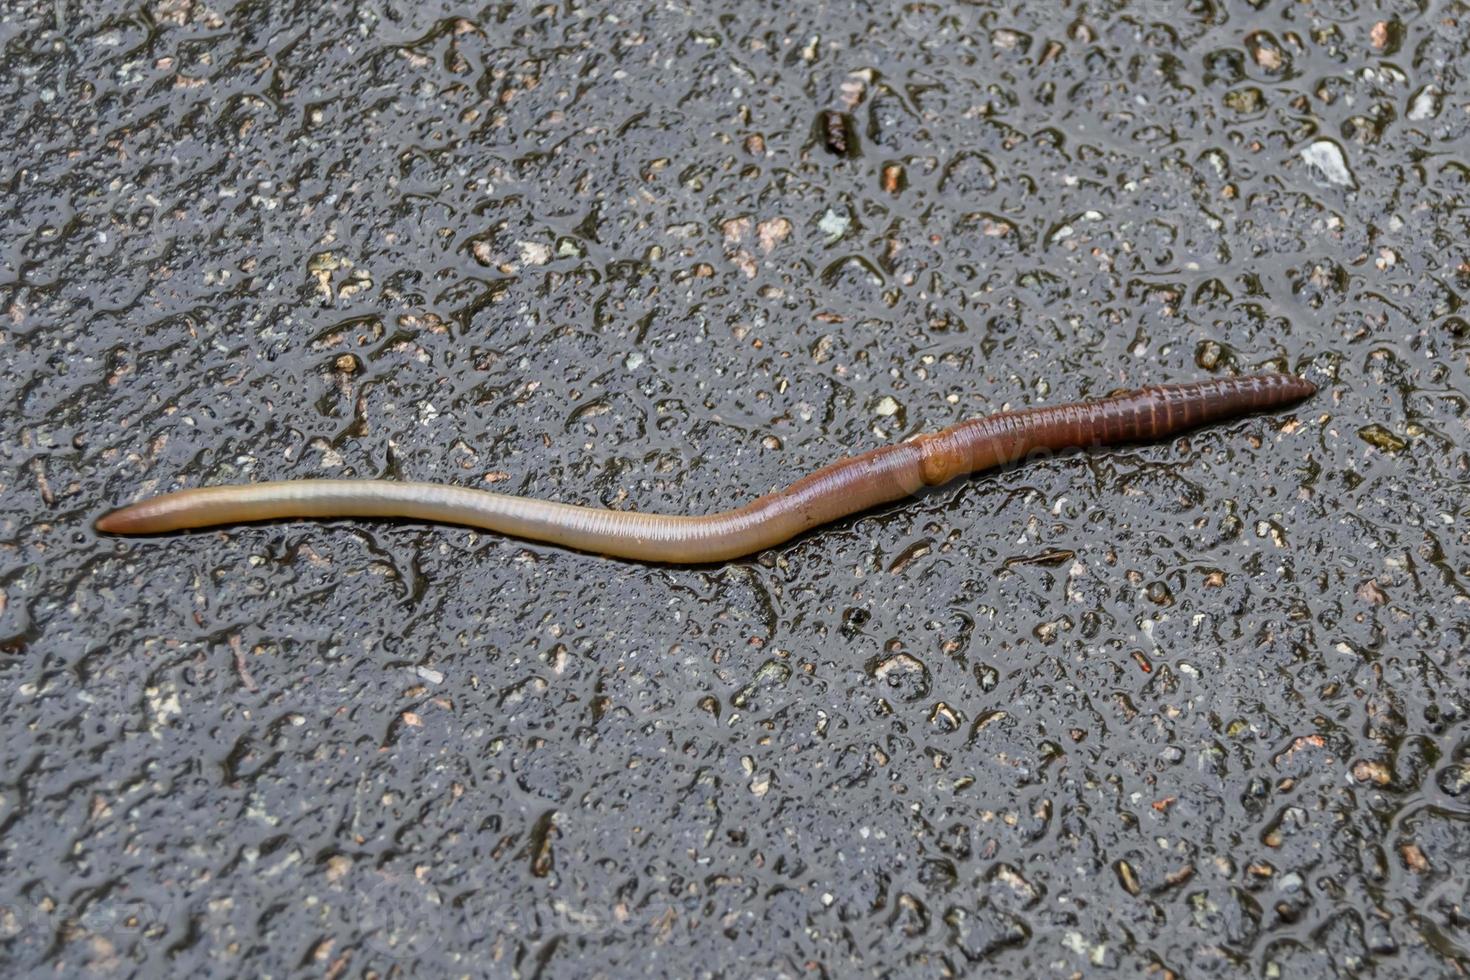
[96,374,1315,563]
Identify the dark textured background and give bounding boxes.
[2,0,1468,976]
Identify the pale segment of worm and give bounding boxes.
[95,374,1316,563]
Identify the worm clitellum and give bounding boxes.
[96,374,1315,563]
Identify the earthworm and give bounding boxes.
[95,373,1314,563]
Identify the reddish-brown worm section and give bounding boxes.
[96,374,1315,563]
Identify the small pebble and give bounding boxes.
[1300,139,1357,188]
[1358,424,1406,452]
[1407,85,1442,121]
[1436,763,1470,797]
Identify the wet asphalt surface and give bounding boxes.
[3,0,1470,976]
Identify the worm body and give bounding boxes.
[96,374,1314,563]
